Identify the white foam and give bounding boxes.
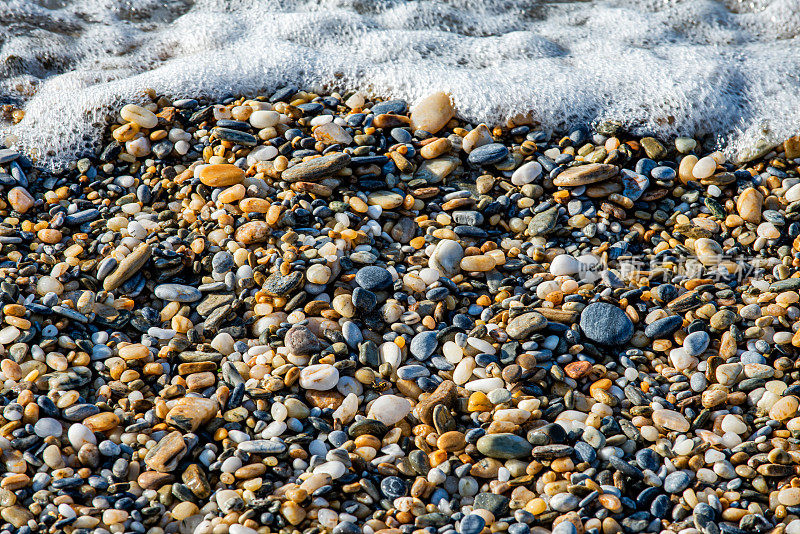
[2,0,800,169]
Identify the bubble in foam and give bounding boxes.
[1,0,799,170]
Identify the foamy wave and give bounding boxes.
[1,0,799,169]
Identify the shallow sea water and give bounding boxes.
[0,0,799,169]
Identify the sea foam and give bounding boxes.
[1,0,799,169]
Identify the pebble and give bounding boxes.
[430,239,464,276]
[299,364,340,391]
[476,433,533,459]
[579,302,633,345]
[683,330,710,356]
[663,471,692,493]
[468,143,508,165]
[410,92,455,134]
[355,265,393,290]
[506,312,547,339]
[410,330,439,360]
[154,283,202,302]
[367,395,412,425]
[198,163,245,186]
[552,163,617,186]
[511,160,542,185]
[281,153,351,182]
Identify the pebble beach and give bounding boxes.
[2,87,800,534]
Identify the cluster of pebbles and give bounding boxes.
[3,88,800,534]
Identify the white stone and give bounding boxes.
[299,364,339,391]
[669,348,698,371]
[221,457,243,473]
[345,92,366,109]
[210,333,235,355]
[536,280,561,299]
[464,377,504,393]
[306,264,332,285]
[467,337,495,354]
[333,393,359,423]
[443,341,463,363]
[696,468,717,484]
[247,145,278,164]
[367,395,412,425]
[249,110,280,129]
[454,357,476,385]
[314,122,353,145]
[430,239,464,276]
[379,342,402,369]
[318,509,339,529]
[511,161,542,186]
[261,421,287,439]
[550,254,581,276]
[0,326,20,345]
[721,414,747,434]
[757,222,780,239]
[314,460,346,478]
[121,104,157,128]
[786,519,800,534]
[692,156,717,179]
[721,432,742,448]
[786,183,800,203]
[67,423,96,449]
[230,525,258,534]
[34,418,62,438]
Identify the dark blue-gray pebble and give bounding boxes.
[663,471,691,493]
[468,143,508,165]
[355,266,393,290]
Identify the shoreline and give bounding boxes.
[1,87,800,534]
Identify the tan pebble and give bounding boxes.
[0,360,22,381]
[281,501,307,525]
[235,221,272,244]
[410,92,455,134]
[460,255,496,272]
[462,124,493,154]
[171,501,200,521]
[678,155,698,184]
[8,187,34,214]
[778,487,800,506]
[367,191,404,209]
[102,509,129,525]
[420,138,451,159]
[239,198,272,213]
[313,122,353,145]
[37,229,62,244]
[736,187,763,224]
[0,474,29,491]
[693,238,722,266]
[218,184,246,203]
[83,412,120,432]
[119,343,149,360]
[770,396,799,421]
[552,163,617,187]
[121,104,158,128]
[350,197,368,213]
[0,506,33,528]
[437,431,466,452]
[199,164,245,187]
[651,408,690,432]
